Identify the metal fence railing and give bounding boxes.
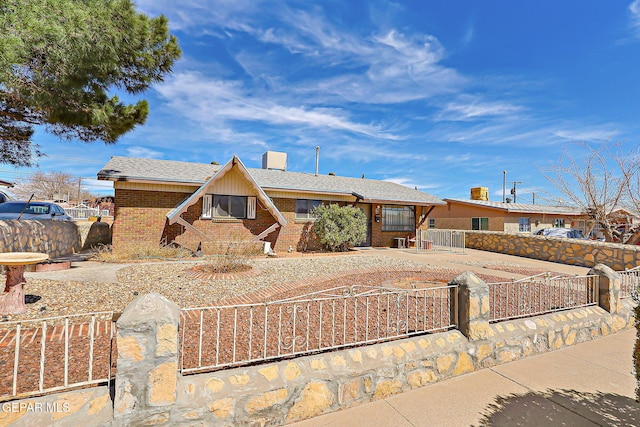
[415,229,466,253]
[619,266,640,299]
[488,273,599,323]
[179,284,457,374]
[0,312,115,401]
[63,207,110,220]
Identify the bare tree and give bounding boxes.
[11,171,93,202]
[541,142,640,243]
[618,151,640,245]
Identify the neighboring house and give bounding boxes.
[97,154,445,253]
[609,207,640,228]
[428,198,586,234]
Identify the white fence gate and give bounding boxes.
[415,229,466,253]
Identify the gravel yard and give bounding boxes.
[0,252,581,400]
[2,255,440,322]
[1,254,566,323]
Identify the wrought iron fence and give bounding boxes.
[180,284,457,374]
[0,312,115,402]
[488,273,599,323]
[415,229,466,253]
[619,266,640,299]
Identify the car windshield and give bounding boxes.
[0,202,50,214]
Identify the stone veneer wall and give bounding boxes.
[2,267,635,426]
[466,230,640,270]
[0,387,112,427]
[0,220,112,259]
[0,220,81,258]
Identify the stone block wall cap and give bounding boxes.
[449,271,486,287]
[588,263,620,278]
[117,292,180,327]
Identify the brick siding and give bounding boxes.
[112,189,428,253]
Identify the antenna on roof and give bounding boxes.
[315,146,320,176]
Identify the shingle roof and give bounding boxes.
[445,198,584,216]
[98,156,445,206]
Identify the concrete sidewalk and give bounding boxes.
[289,329,639,426]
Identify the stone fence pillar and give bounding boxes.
[113,292,181,426]
[587,263,621,314]
[449,272,492,340]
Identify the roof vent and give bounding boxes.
[262,151,287,171]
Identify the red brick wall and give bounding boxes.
[112,190,323,253]
[113,189,425,253]
[112,189,186,247]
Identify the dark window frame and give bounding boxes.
[471,217,489,230]
[382,205,415,232]
[295,199,322,220]
[213,195,248,219]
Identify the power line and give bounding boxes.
[39,155,103,163]
[0,170,104,181]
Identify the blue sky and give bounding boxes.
[5,1,640,202]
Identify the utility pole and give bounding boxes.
[510,181,522,203]
[77,177,81,203]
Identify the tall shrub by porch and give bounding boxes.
[312,204,367,251]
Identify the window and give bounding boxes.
[519,217,530,232]
[428,218,436,228]
[202,195,256,219]
[382,205,415,231]
[471,217,489,230]
[296,199,321,219]
[553,219,565,228]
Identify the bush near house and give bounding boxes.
[312,204,367,252]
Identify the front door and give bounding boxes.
[355,203,372,246]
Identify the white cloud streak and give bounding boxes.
[155,72,400,140]
[631,0,640,37]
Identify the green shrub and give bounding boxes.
[312,204,367,252]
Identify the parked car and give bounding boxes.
[0,190,12,203]
[0,201,73,221]
[534,228,586,239]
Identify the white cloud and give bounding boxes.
[154,72,401,140]
[383,177,440,191]
[435,96,524,121]
[141,1,465,105]
[126,146,165,159]
[553,128,617,142]
[630,1,640,37]
[82,178,114,195]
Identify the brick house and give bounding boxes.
[97,154,445,253]
[429,198,586,234]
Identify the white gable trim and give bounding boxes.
[166,156,287,226]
